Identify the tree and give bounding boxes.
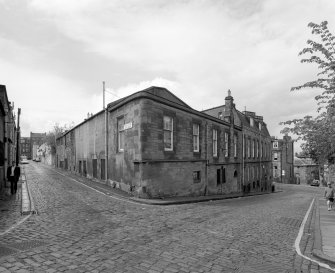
[291,21,335,112]
[43,123,74,155]
[281,113,335,164]
[281,21,335,164]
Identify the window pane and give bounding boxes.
[193,124,199,152]
[234,135,237,157]
[193,136,199,151]
[118,117,124,151]
[164,116,172,130]
[225,132,228,157]
[164,131,172,149]
[163,116,173,151]
[214,130,217,156]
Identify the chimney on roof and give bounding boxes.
[225,89,234,110]
[224,89,234,123]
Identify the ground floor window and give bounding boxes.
[193,171,201,183]
[217,167,226,186]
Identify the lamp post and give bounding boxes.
[103,82,108,182]
[16,108,21,166]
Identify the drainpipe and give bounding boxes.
[242,128,244,193]
[205,121,208,196]
[259,127,261,191]
[103,82,108,182]
[280,145,283,184]
[16,108,21,166]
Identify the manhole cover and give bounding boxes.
[10,240,47,251]
[236,262,287,273]
[277,217,302,228]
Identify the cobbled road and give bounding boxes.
[0,163,332,273]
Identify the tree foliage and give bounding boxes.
[291,21,335,112]
[281,21,335,164]
[43,123,74,155]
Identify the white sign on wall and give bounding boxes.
[123,122,133,130]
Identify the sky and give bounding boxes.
[1,0,335,152]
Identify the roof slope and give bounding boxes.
[107,86,191,109]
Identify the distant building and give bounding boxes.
[0,85,17,191]
[202,90,273,193]
[30,132,46,160]
[271,135,294,184]
[294,157,319,185]
[56,87,273,198]
[20,137,31,159]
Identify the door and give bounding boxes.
[93,159,97,179]
[101,159,105,180]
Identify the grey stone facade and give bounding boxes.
[56,87,272,198]
[271,135,294,184]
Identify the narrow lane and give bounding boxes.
[0,163,330,273]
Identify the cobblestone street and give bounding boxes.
[0,163,334,273]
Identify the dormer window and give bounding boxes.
[250,117,254,127]
[218,112,222,119]
[273,141,278,149]
[259,122,262,130]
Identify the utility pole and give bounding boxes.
[16,108,21,166]
[103,82,108,182]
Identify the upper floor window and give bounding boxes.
[234,135,237,157]
[250,117,254,127]
[224,132,229,157]
[247,139,250,158]
[273,141,278,149]
[256,140,259,158]
[193,124,199,152]
[274,152,278,161]
[117,116,124,152]
[163,116,173,151]
[252,140,255,158]
[213,129,218,157]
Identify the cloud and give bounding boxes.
[1,0,335,147]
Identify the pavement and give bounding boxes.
[0,165,335,269]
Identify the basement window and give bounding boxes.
[193,171,201,183]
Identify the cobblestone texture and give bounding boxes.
[0,163,334,272]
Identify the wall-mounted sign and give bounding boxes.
[123,122,133,130]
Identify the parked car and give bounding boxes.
[311,180,320,187]
[35,158,41,162]
[20,156,29,164]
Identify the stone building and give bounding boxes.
[30,132,46,160]
[294,157,319,185]
[20,137,31,159]
[202,91,273,193]
[56,87,272,198]
[271,135,294,184]
[0,85,17,191]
